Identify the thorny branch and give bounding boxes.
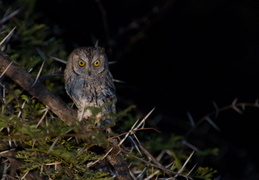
[185,99,259,139]
[0,51,133,180]
[121,149,193,180]
[0,51,77,125]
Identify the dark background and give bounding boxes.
[35,0,259,179]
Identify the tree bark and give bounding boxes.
[0,51,77,125]
[107,139,131,180]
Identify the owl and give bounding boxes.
[64,47,117,123]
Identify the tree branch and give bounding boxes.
[0,51,132,180]
[0,51,77,125]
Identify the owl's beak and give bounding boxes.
[87,70,91,76]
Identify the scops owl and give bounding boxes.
[64,47,117,122]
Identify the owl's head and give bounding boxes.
[66,47,109,78]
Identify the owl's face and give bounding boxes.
[67,47,108,79]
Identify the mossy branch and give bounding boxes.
[0,51,77,126]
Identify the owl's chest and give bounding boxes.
[74,77,107,96]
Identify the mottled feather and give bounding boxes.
[64,47,116,122]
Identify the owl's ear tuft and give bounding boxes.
[94,40,99,47]
[100,47,105,54]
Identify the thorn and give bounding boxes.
[0,83,6,103]
[205,116,220,132]
[133,133,142,145]
[32,61,45,87]
[36,48,47,61]
[232,98,238,105]
[182,140,201,153]
[156,150,166,162]
[232,106,243,114]
[0,26,16,46]
[241,103,246,111]
[21,171,29,180]
[212,101,219,118]
[128,136,142,156]
[0,61,13,79]
[94,39,99,47]
[166,161,175,169]
[118,118,141,146]
[101,146,114,161]
[35,108,49,128]
[0,7,23,24]
[109,61,117,65]
[186,164,197,176]
[113,79,125,83]
[134,107,155,130]
[17,100,26,118]
[28,68,33,73]
[175,151,195,177]
[136,166,147,179]
[47,137,59,154]
[50,56,67,64]
[187,111,195,127]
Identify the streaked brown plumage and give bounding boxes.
[64,47,116,122]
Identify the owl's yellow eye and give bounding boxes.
[93,60,101,67]
[78,60,86,67]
